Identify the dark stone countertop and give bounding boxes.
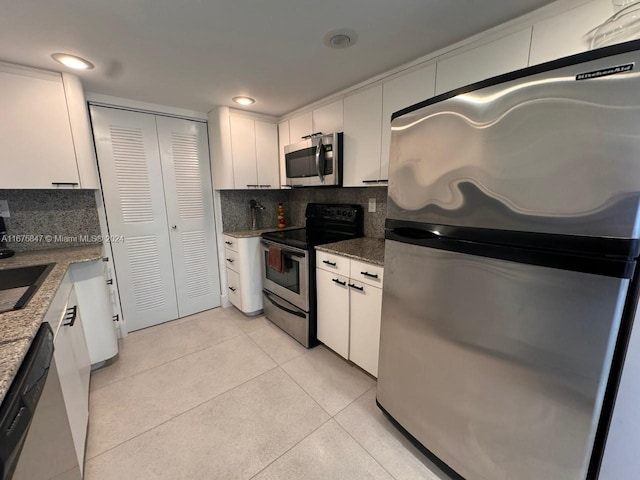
[0,245,103,405]
[316,238,385,266]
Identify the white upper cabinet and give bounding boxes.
[288,112,313,143]
[435,28,532,95]
[255,121,279,189]
[343,84,383,187]
[312,99,344,134]
[208,107,280,190]
[529,0,615,66]
[278,121,290,188]
[230,114,258,188]
[287,99,344,143]
[381,63,437,182]
[0,63,98,189]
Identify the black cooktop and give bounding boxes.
[262,203,364,250]
[262,228,358,250]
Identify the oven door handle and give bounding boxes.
[264,291,306,319]
[261,240,306,257]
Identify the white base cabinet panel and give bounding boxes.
[224,235,264,315]
[51,283,91,476]
[70,260,118,365]
[316,268,350,358]
[349,280,383,378]
[316,254,384,377]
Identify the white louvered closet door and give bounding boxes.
[91,106,179,331]
[155,116,221,317]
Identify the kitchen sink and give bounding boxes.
[0,264,55,314]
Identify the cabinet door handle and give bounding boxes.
[225,241,233,246]
[226,258,234,263]
[106,279,113,285]
[63,305,78,327]
[323,260,337,267]
[51,182,79,186]
[362,179,379,184]
[229,286,237,292]
[246,184,259,188]
[332,278,346,286]
[361,271,378,279]
[348,283,364,291]
[259,185,271,188]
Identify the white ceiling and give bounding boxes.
[0,0,555,116]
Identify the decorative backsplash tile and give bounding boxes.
[289,186,387,238]
[219,190,291,232]
[0,190,101,252]
[219,187,387,238]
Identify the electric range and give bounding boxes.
[261,203,363,347]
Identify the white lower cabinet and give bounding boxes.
[316,253,384,377]
[224,234,263,315]
[348,279,383,377]
[70,260,118,365]
[46,274,91,476]
[316,268,350,358]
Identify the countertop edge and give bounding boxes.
[223,226,304,238]
[0,245,103,406]
[315,238,385,266]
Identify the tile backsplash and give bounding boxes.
[218,190,291,232]
[289,187,387,238]
[219,186,387,238]
[0,190,101,252]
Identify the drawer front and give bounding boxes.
[350,259,384,288]
[226,268,242,309]
[316,250,350,276]
[223,234,238,252]
[224,248,240,273]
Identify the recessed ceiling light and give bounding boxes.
[232,96,256,106]
[51,53,94,70]
[323,29,358,49]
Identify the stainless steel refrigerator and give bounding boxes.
[377,40,640,480]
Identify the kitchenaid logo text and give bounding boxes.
[576,63,634,81]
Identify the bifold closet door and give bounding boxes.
[91,106,179,331]
[155,116,221,317]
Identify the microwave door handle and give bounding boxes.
[315,139,325,184]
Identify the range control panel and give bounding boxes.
[305,203,362,223]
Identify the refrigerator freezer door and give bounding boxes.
[377,240,629,480]
[387,47,640,239]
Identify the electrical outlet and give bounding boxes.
[0,200,9,218]
[368,198,376,213]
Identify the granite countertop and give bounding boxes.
[0,245,103,405]
[316,238,385,266]
[223,226,303,238]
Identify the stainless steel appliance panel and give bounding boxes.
[388,50,640,238]
[262,290,311,347]
[261,240,308,310]
[377,240,628,480]
[285,133,341,187]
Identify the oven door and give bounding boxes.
[261,240,308,310]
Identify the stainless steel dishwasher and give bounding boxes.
[0,323,81,480]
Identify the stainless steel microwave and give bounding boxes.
[285,132,342,187]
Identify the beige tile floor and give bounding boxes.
[85,306,448,480]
